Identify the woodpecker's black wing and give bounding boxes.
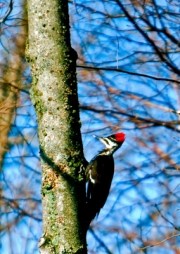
[85,154,114,226]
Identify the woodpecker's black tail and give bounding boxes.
[85,200,100,231]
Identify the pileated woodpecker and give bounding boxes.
[85,132,125,228]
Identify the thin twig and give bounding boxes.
[140,233,180,250]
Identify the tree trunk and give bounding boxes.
[26,0,87,253]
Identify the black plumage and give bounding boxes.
[85,132,125,229]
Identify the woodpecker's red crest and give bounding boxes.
[113,132,125,142]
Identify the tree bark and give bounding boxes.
[26,0,87,253]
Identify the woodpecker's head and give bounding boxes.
[95,132,125,155]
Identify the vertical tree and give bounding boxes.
[26,0,87,252]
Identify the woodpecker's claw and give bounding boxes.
[78,164,84,174]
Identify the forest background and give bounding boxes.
[1,0,180,253]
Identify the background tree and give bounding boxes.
[1,0,180,253]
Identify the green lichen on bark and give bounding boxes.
[40,163,86,253]
[26,0,87,253]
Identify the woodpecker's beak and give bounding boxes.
[94,135,106,144]
[94,135,101,140]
